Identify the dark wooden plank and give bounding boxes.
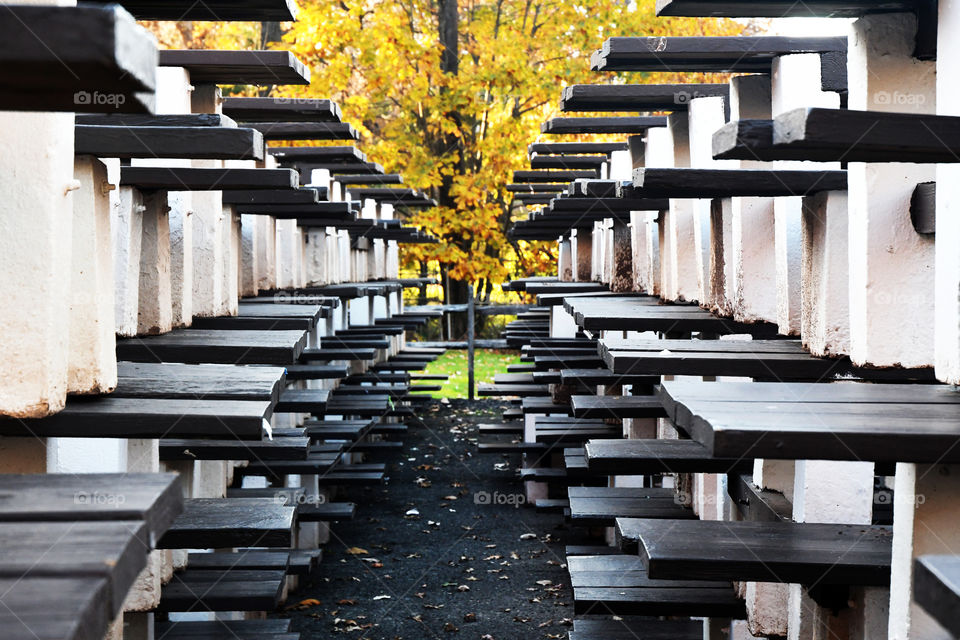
[275,388,330,413]
[159,50,308,85]
[513,170,598,182]
[76,113,237,128]
[569,616,702,640]
[120,167,298,191]
[0,5,155,114]
[548,196,670,212]
[593,36,845,73]
[270,145,366,163]
[661,380,960,462]
[561,84,728,112]
[250,121,359,141]
[914,555,960,638]
[728,473,792,522]
[0,520,149,612]
[298,502,357,522]
[571,395,667,419]
[117,329,307,365]
[186,551,290,572]
[574,584,744,617]
[584,438,752,474]
[0,576,112,640]
[569,554,728,588]
[285,364,351,380]
[530,155,607,170]
[767,107,960,163]
[237,454,345,480]
[227,487,305,505]
[335,173,405,185]
[155,620,292,638]
[566,296,778,335]
[158,570,285,611]
[655,0,916,17]
[159,437,309,461]
[88,0,296,20]
[75,126,263,160]
[567,487,693,525]
[0,397,271,440]
[530,142,628,155]
[115,361,286,402]
[158,499,295,549]
[619,518,892,585]
[541,116,668,134]
[222,188,320,205]
[560,369,658,387]
[631,167,846,198]
[222,97,341,122]
[232,202,357,220]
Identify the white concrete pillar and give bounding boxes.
[550,305,578,338]
[934,0,960,384]
[771,54,841,335]
[558,238,573,281]
[69,156,117,394]
[169,191,193,326]
[137,190,173,335]
[630,211,659,295]
[801,191,850,356]
[572,228,593,282]
[728,75,778,324]
[659,114,699,302]
[240,214,259,297]
[114,186,145,336]
[276,219,303,290]
[386,240,400,279]
[255,215,277,292]
[847,14,935,367]
[191,189,225,316]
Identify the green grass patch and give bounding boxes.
[413,349,521,399]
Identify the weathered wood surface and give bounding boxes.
[565,296,778,335]
[159,50,309,85]
[0,575,112,640]
[560,369,658,387]
[570,395,667,419]
[728,473,792,522]
[117,329,307,365]
[569,616,702,640]
[618,518,892,585]
[275,389,331,413]
[222,97,341,122]
[567,487,693,525]
[159,437,309,461]
[115,361,286,402]
[155,619,292,639]
[630,167,846,197]
[530,142,628,155]
[914,555,960,638]
[158,499,295,549]
[0,473,181,541]
[541,116,667,134]
[285,364,352,380]
[584,438,752,474]
[530,155,607,170]
[222,188,320,205]
[655,0,915,17]
[250,121,359,140]
[0,5,156,113]
[75,125,263,160]
[560,84,728,112]
[660,380,960,462]
[513,169,598,182]
[120,167,298,191]
[0,397,271,439]
[88,0,296,20]
[158,569,285,611]
[76,113,236,127]
[270,145,365,162]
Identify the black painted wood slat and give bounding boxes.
[0,5,156,113]
[660,380,960,463]
[567,487,693,525]
[565,296,778,335]
[223,97,341,122]
[116,329,307,365]
[618,518,892,585]
[630,167,846,198]
[159,50,309,85]
[222,188,319,205]
[914,555,960,638]
[541,116,668,134]
[114,361,286,403]
[250,121,359,141]
[560,84,729,112]
[75,126,264,160]
[88,0,296,20]
[0,576,111,640]
[530,142,628,155]
[158,569,285,611]
[159,437,309,461]
[120,167,298,191]
[76,114,236,128]
[570,395,667,419]
[655,0,917,17]
[275,389,331,413]
[157,499,295,549]
[911,181,936,234]
[584,438,752,474]
[569,616,702,640]
[155,619,292,639]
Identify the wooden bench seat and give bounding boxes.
[160,437,309,461]
[478,383,550,397]
[237,452,343,480]
[565,296,778,335]
[325,395,391,417]
[660,380,960,462]
[155,619,293,639]
[570,395,666,419]
[568,615,702,640]
[193,303,330,331]
[370,422,409,435]
[584,438,753,474]
[158,499,295,549]
[617,518,892,585]
[477,441,549,454]
[567,486,693,526]
[275,388,330,413]
[349,372,411,383]
[115,361,286,402]
[536,424,621,444]
[534,498,570,512]
[521,397,573,415]
[186,550,291,573]
[569,554,744,617]
[298,502,357,522]
[227,486,305,505]
[284,364,351,380]
[494,373,535,384]
[117,329,307,365]
[533,354,606,369]
[349,440,404,453]
[158,569,285,612]
[121,167,297,191]
[560,368,658,387]
[303,419,375,440]
[479,423,523,434]
[300,347,377,362]
[336,383,410,397]
[507,364,537,373]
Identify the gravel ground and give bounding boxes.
[278,399,582,640]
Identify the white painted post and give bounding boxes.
[847,16,935,367]
[69,156,117,393]
[801,190,850,356]
[137,190,173,335]
[114,186,145,337]
[557,237,573,281]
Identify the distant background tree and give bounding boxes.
[144,3,740,335]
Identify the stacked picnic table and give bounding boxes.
[495,16,959,638]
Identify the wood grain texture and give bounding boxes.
[116,329,307,365]
[223,97,340,122]
[631,167,846,197]
[560,84,728,112]
[584,438,752,474]
[115,361,286,402]
[250,121,358,140]
[159,437,309,461]
[541,116,667,134]
[158,499,295,549]
[655,0,915,17]
[567,487,693,525]
[569,616,702,640]
[120,167,298,191]
[75,126,263,160]
[159,50,308,85]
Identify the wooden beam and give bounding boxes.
[158,50,309,85]
[120,167,298,191]
[222,97,341,122]
[630,167,846,198]
[541,116,668,135]
[560,84,729,113]
[75,125,264,160]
